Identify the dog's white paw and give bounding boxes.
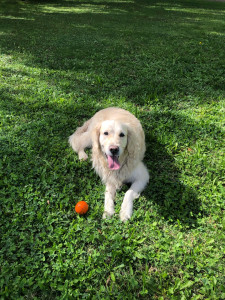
[78,151,88,161]
[120,198,133,222]
[102,210,114,219]
[119,210,132,222]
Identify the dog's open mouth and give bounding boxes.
[106,155,120,170]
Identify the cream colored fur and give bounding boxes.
[69,107,149,221]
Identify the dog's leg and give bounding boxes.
[103,183,116,219]
[120,163,149,222]
[69,119,92,160]
[69,132,91,160]
[77,132,91,160]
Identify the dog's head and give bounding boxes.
[92,119,145,172]
[99,120,128,170]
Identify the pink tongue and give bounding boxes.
[107,155,120,170]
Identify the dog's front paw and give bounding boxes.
[102,210,114,219]
[119,210,132,222]
[78,151,88,161]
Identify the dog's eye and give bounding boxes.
[119,133,125,137]
[104,132,109,135]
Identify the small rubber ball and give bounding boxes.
[75,201,89,215]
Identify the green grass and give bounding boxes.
[0,0,225,298]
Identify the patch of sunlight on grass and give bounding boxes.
[209,31,225,36]
[164,7,225,15]
[40,4,112,14]
[0,15,34,20]
[0,32,12,37]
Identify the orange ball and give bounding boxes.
[75,201,89,215]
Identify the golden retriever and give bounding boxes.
[69,107,149,221]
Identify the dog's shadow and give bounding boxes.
[141,133,203,228]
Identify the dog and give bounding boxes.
[69,107,149,221]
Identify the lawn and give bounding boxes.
[0,0,225,298]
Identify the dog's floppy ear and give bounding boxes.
[92,123,101,153]
[127,124,146,164]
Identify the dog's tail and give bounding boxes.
[69,118,92,153]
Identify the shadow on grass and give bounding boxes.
[144,132,202,228]
[0,88,98,205]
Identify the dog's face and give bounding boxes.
[99,120,128,170]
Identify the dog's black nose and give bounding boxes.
[110,146,119,156]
